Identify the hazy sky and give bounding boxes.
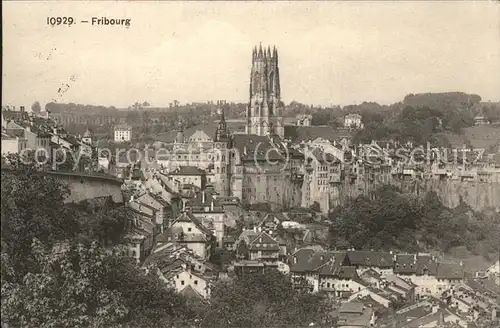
[3,1,500,109]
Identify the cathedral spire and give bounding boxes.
[246,44,284,138]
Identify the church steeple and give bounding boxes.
[215,107,229,142]
[246,44,284,138]
[175,119,184,144]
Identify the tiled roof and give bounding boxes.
[2,110,30,122]
[436,262,465,279]
[148,192,171,207]
[232,134,286,161]
[416,255,438,275]
[172,211,212,236]
[339,301,364,314]
[128,205,155,219]
[290,249,344,273]
[2,128,25,138]
[258,213,284,228]
[361,268,382,279]
[318,253,346,276]
[214,196,240,205]
[285,125,354,143]
[311,148,341,164]
[236,230,259,245]
[346,250,394,268]
[180,285,205,300]
[248,231,280,251]
[159,258,186,275]
[336,266,358,279]
[170,166,206,176]
[394,254,417,274]
[153,122,246,143]
[114,124,132,131]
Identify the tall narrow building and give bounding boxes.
[246,44,284,138]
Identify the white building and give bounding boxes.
[296,114,312,127]
[1,129,27,155]
[344,113,364,129]
[114,124,132,143]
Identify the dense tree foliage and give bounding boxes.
[2,240,129,328]
[1,240,194,328]
[1,156,194,328]
[328,185,500,257]
[1,156,77,280]
[31,101,41,113]
[352,105,447,145]
[200,271,334,328]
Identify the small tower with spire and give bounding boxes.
[215,106,230,142]
[82,127,93,146]
[174,119,185,145]
[213,105,231,196]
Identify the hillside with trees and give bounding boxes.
[328,185,500,260]
[1,154,333,328]
[201,271,334,328]
[1,156,195,328]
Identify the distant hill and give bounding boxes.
[403,92,482,110]
[441,125,500,150]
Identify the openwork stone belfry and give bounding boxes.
[246,44,284,138]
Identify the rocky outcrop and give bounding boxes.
[331,180,500,211]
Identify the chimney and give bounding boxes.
[438,308,444,326]
[432,305,439,314]
[210,200,214,211]
[293,256,297,264]
[253,226,257,233]
[202,191,206,204]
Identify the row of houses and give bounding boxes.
[1,110,94,164]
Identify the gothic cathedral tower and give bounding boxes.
[246,44,284,138]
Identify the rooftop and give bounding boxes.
[170,166,206,176]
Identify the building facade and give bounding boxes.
[114,124,132,142]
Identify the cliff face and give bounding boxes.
[401,180,500,211]
[331,180,500,211]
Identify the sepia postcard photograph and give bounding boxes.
[1,1,500,327]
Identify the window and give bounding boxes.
[181,280,185,285]
[194,280,198,285]
[188,228,192,232]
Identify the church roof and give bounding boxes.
[170,166,206,176]
[232,134,285,161]
[285,125,354,143]
[153,122,245,143]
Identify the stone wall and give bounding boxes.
[43,172,124,204]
